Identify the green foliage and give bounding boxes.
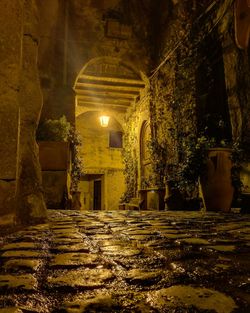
[120,132,138,203]
[36,116,71,142]
[176,135,210,196]
[68,129,84,193]
[175,134,244,198]
[147,138,168,187]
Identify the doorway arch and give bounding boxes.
[73,57,147,211]
[140,120,152,189]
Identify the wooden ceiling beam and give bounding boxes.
[76,95,132,106]
[78,74,145,87]
[77,100,130,107]
[77,100,128,111]
[74,89,137,99]
[75,82,141,93]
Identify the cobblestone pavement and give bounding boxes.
[0,210,249,313]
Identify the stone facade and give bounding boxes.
[76,111,125,210]
[122,0,250,204]
[0,0,249,223]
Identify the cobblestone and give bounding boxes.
[0,210,249,312]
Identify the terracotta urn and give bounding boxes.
[200,148,234,212]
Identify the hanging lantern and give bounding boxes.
[99,115,110,127]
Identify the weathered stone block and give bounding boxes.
[0,180,16,216]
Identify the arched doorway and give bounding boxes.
[73,57,146,210]
[76,110,124,210]
[140,120,152,189]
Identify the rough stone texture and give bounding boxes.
[61,294,118,313]
[0,210,249,312]
[15,0,47,224]
[0,0,48,225]
[47,268,114,289]
[0,274,37,290]
[3,259,42,272]
[49,253,99,267]
[1,242,38,251]
[1,251,42,259]
[0,0,22,219]
[0,0,21,181]
[125,269,162,285]
[147,285,237,313]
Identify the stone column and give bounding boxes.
[15,0,47,224]
[0,0,22,220]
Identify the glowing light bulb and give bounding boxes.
[99,115,110,127]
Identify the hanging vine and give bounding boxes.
[120,128,138,202]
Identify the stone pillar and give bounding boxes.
[0,0,22,220]
[15,0,47,224]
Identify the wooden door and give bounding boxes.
[93,180,101,210]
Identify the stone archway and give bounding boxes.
[73,56,146,114]
[73,57,147,211]
[76,110,125,211]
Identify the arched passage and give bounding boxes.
[76,110,125,211]
[74,57,147,211]
[74,57,146,114]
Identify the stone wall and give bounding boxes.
[123,0,250,203]
[0,0,47,225]
[0,0,21,219]
[121,87,150,201]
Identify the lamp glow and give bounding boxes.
[99,115,110,127]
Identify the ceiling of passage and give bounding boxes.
[73,57,146,113]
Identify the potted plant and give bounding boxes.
[177,127,243,212]
[36,116,84,209]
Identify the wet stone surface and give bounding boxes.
[0,210,249,312]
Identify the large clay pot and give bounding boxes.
[200,148,234,212]
[38,141,70,209]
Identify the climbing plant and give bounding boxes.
[120,129,138,202]
[68,128,84,193]
[147,0,234,199]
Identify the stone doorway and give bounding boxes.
[74,57,147,210]
[78,174,104,210]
